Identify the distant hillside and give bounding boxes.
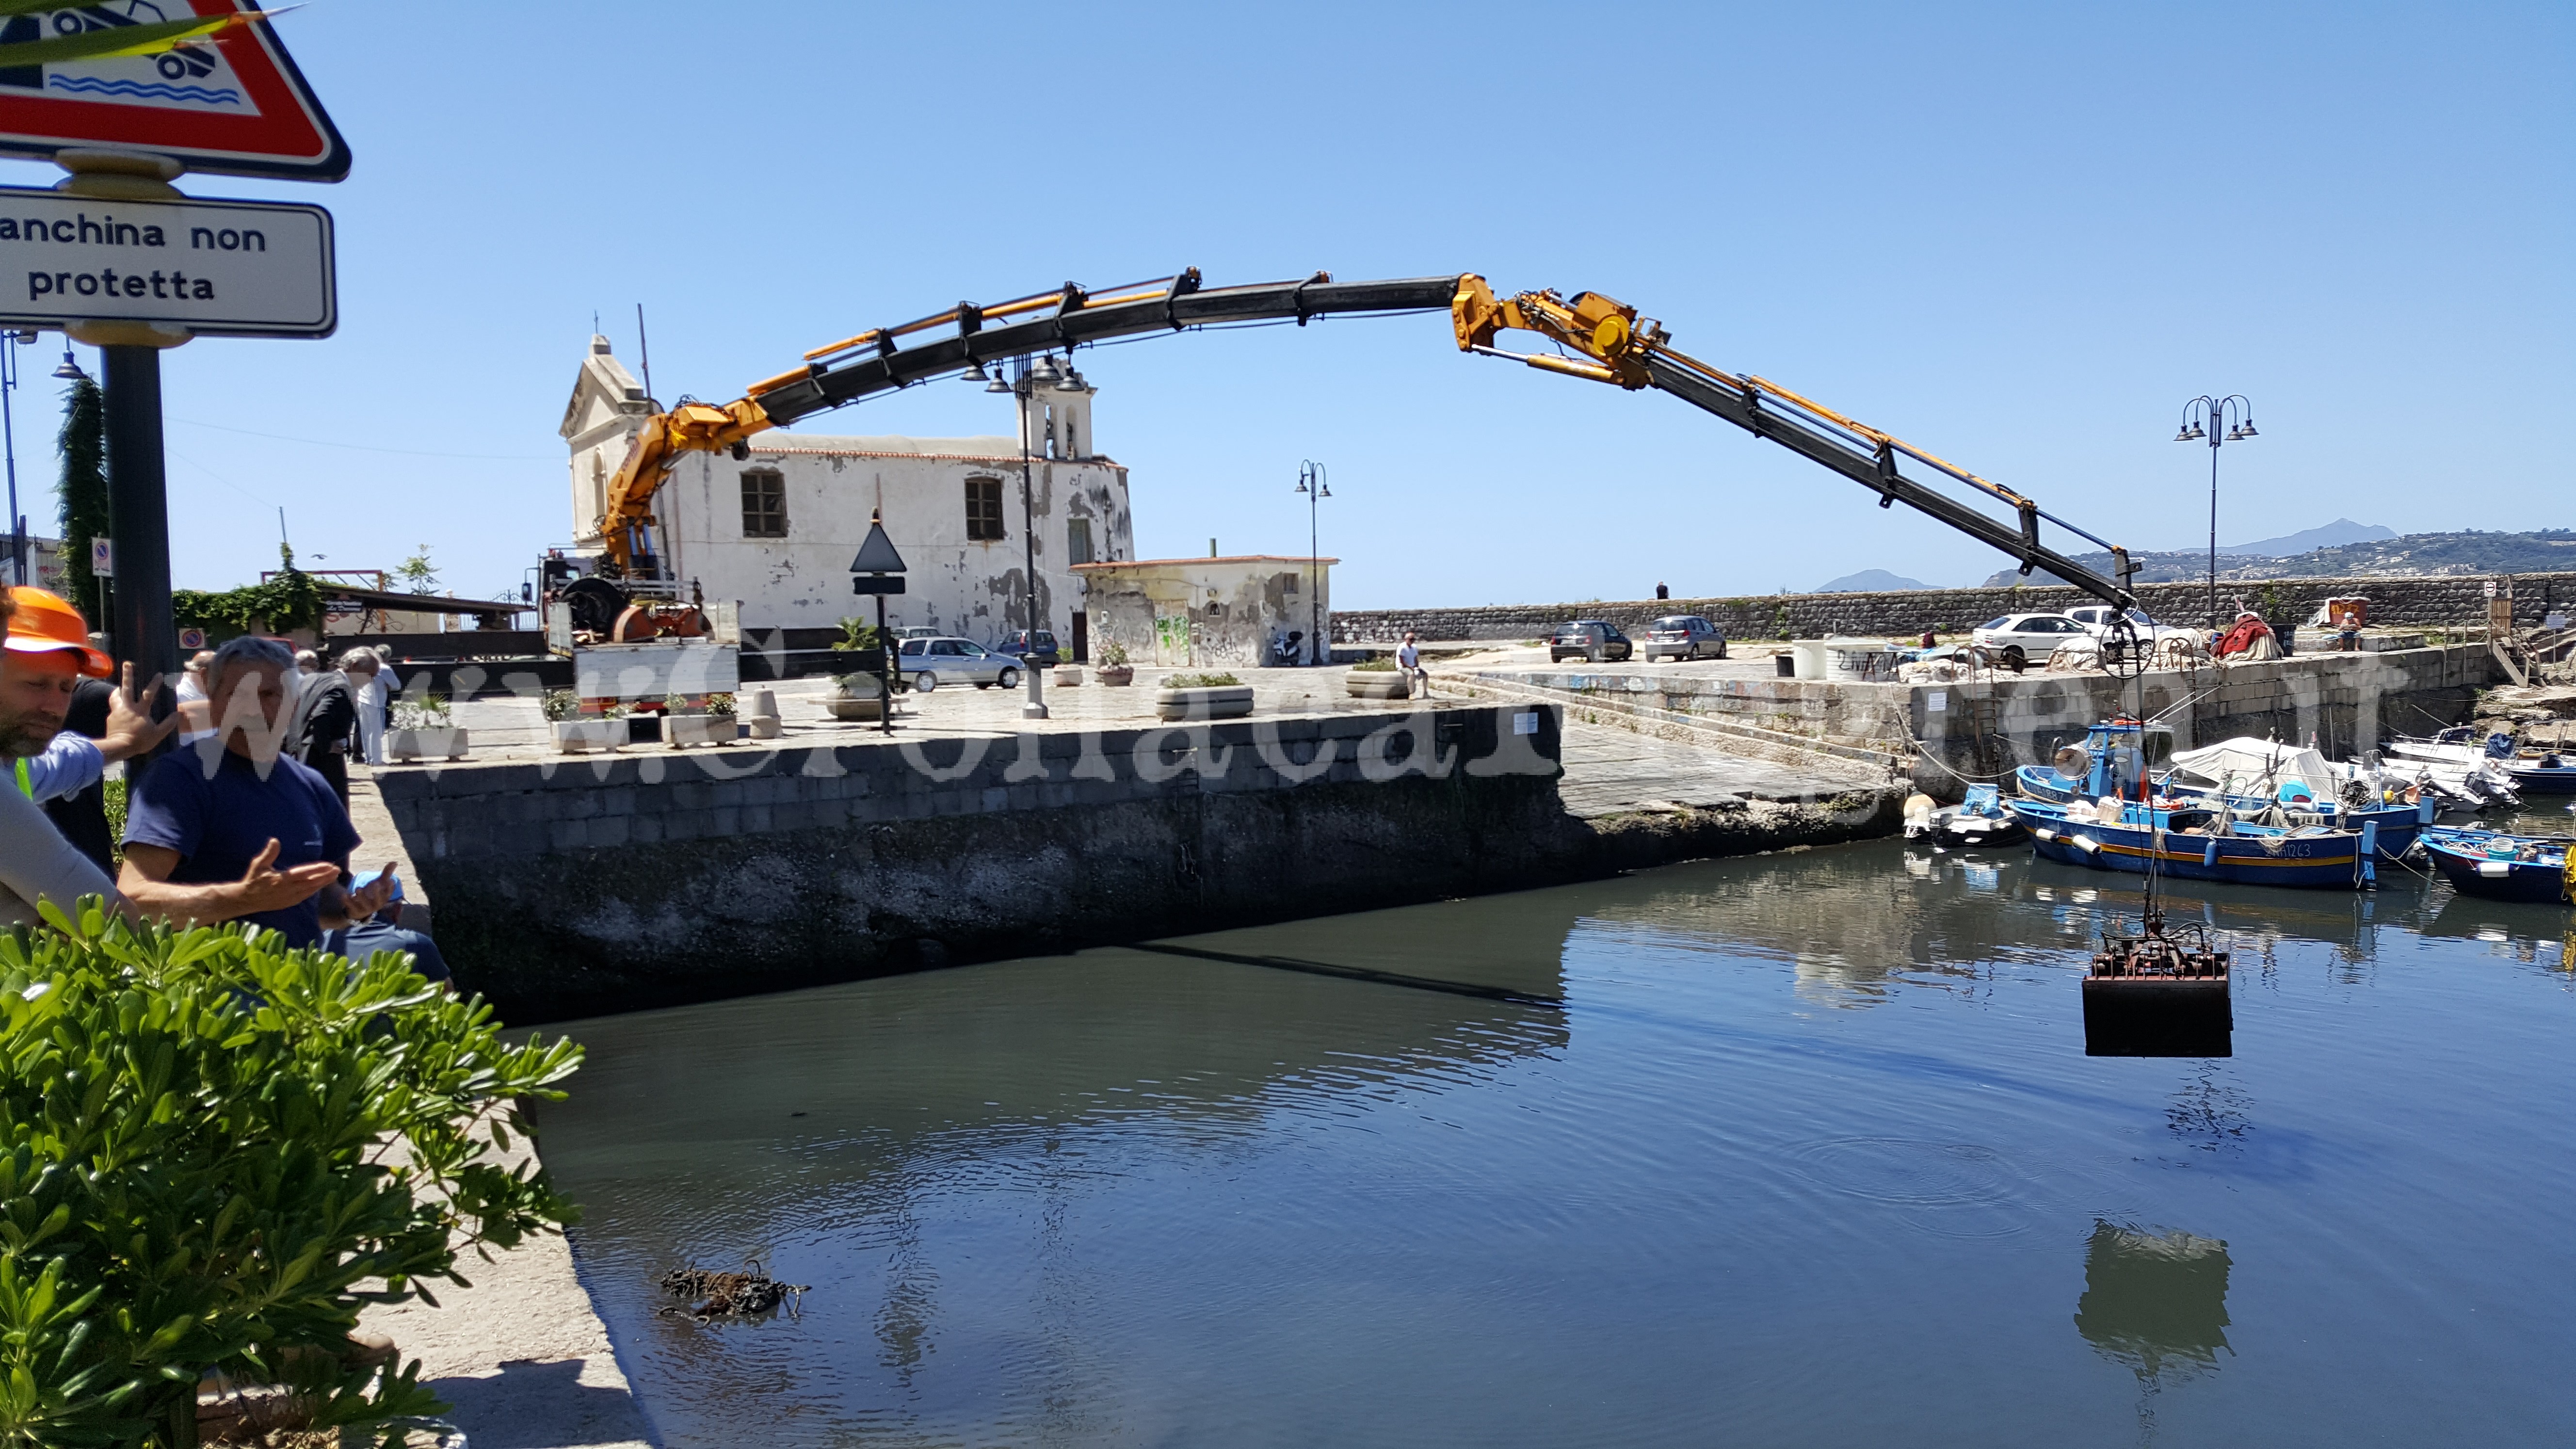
[2215,518,2396,556]
[1814,569,1929,593]
[1982,529,2576,588]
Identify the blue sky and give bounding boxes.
[3,0,2566,608]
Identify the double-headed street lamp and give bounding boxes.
[2174,395,2257,629]
[970,350,1088,719]
[1294,460,1329,665]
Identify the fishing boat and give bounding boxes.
[2016,725,2429,857]
[2009,796,2378,889]
[2418,826,2576,904]
[1903,783,2028,847]
[2389,728,2576,796]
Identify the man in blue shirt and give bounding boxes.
[120,636,396,949]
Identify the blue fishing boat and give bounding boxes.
[2015,724,2428,859]
[2008,797,2377,889]
[2419,826,2576,904]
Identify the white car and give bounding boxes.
[1971,612,2089,670]
[2065,605,2196,646]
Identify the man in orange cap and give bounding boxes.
[2,587,177,832]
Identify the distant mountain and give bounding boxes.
[2214,518,2396,556]
[1980,529,2576,588]
[1813,569,1929,593]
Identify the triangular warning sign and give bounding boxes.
[0,1,348,180]
[850,516,909,574]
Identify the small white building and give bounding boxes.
[560,338,1134,650]
[1075,555,1335,667]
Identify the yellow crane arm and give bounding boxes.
[1450,276,2138,605]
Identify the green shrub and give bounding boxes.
[830,618,886,652]
[1165,672,1241,689]
[388,694,451,731]
[1349,656,1398,672]
[540,688,579,723]
[0,902,582,1447]
[1094,639,1130,667]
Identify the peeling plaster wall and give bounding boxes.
[652,438,1132,643]
[1079,558,1333,667]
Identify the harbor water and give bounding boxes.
[541,836,2576,1447]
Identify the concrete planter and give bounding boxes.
[551,720,624,754]
[1344,670,1412,700]
[1096,664,1135,687]
[826,680,890,721]
[386,726,468,762]
[1154,685,1255,721]
[1052,666,1084,687]
[666,713,739,747]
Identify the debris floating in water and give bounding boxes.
[658,1260,810,1323]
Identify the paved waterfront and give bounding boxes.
[406,654,1878,813]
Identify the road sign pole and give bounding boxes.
[101,343,175,698]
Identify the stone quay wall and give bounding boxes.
[380,703,1900,1022]
[1480,643,2496,801]
[1336,571,2576,644]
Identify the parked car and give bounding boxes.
[1643,614,1728,662]
[2065,605,2195,646]
[1971,612,2088,670]
[1549,620,1633,663]
[995,629,1063,666]
[894,636,1022,691]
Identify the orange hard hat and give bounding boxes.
[4,587,112,677]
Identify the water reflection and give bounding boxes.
[2075,1220,2234,1378]
[2075,1220,2234,1444]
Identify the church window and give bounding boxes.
[740,468,788,538]
[965,477,1006,541]
[1067,517,1094,565]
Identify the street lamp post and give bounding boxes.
[1295,460,1328,664]
[976,352,1090,720]
[2174,395,2257,629]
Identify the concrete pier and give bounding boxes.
[369,670,1897,1021]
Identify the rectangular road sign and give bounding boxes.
[0,185,332,336]
[0,3,349,180]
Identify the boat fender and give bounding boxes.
[2033,827,2057,842]
[2360,821,2378,883]
[2417,795,2434,824]
[2203,839,2221,867]
[2071,834,2102,855]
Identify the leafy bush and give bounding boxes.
[0,902,582,1447]
[1349,656,1398,672]
[1165,672,1242,689]
[388,694,451,731]
[703,692,736,718]
[830,618,885,652]
[540,689,579,723]
[1093,639,1129,667]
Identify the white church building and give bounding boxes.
[560,338,1134,652]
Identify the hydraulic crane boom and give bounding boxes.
[595,269,2137,610]
[594,270,1458,572]
[1449,280,2138,608]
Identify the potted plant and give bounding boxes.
[1095,638,1134,687]
[1155,671,1253,721]
[1344,654,1412,700]
[547,689,626,753]
[826,672,891,721]
[385,694,468,762]
[665,692,740,747]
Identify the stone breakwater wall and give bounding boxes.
[1482,643,2495,801]
[376,704,1901,1022]
[1336,571,2576,644]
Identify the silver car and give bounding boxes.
[895,636,1022,691]
[1644,614,1728,661]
